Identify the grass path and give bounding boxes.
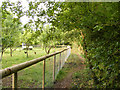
[53,49,87,88]
[54,65,85,88]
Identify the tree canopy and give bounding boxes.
[1,1,120,88]
[50,2,120,88]
[1,8,22,57]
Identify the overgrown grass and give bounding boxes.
[54,48,93,88]
[71,68,93,89]
[2,47,63,88]
[55,53,83,81]
[55,66,70,81]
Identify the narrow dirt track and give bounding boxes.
[53,51,85,88]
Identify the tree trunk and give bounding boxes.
[26,46,29,58]
[27,51,28,58]
[10,47,12,57]
[45,46,48,54]
[1,47,4,60]
[48,46,52,54]
[45,46,52,54]
[1,50,3,60]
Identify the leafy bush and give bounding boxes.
[53,2,120,88]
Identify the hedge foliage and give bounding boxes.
[52,2,120,88]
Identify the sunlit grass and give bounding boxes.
[2,47,63,88]
[2,47,62,69]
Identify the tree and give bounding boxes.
[21,24,35,57]
[50,2,120,88]
[39,24,63,54]
[1,1,23,58]
[2,12,22,57]
[2,1,120,87]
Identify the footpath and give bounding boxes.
[53,49,86,88]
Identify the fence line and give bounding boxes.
[0,46,71,88]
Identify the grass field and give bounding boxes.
[2,47,64,88]
[2,47,62,69]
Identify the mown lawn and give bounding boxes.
[2,47,64,88]
[2,47,62,68]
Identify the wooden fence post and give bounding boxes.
[65,50,66,62]
[42,59,45,89]
[58,54,59,72]
[12,72,17,89]
[63,51,64,66]
[59,53,61,70]
[53,55,56,82]
[61,52,63,68]
[66,49,67,59]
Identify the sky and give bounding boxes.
[0,0,65,32]
[1,0,118,27]
[1,0,49,26]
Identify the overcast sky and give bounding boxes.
[1,0,50,26]
[1,0,118,27]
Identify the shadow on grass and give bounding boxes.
[54,52,93,88]
[71,68,93,89]
[55,53,83,81]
